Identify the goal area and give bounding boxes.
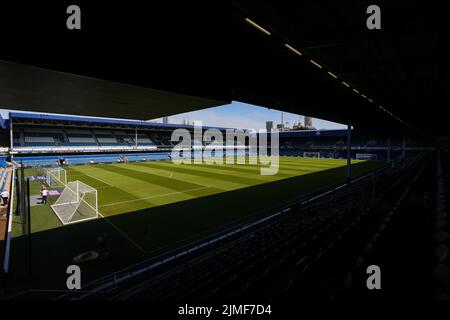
[45,167,67,187]
[303,151,321,158]
[356,153,378,160]
[51,181,98,225]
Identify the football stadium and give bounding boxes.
[2,111,390,294]
[0,1,449,308]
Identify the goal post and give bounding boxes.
[51,181,98,225]
[303,151,321,158]
[45,167,67,187]
[356,153,378,160]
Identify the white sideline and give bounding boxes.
[99,185,210,208]
[3,168,15,273]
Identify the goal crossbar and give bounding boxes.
[356,153,378,160]
[51,180,98,225]
[45,167,67,187]
[303,151,321,158]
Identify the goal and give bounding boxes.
[303,151,321,158]
[356,153,378,160]
[51,181,98,225]
[46,167,67,187]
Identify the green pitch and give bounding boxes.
[9,157,383,292]
[26,157,379,237]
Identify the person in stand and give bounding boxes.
[1,189,9,206]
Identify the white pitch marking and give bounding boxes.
[97,211,146,254]
[100,185,209,208]
[71,170,114,187]
[96,185,115,190]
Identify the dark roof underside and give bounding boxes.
[0,1,447,136]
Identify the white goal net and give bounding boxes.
[303,151,321,158]
[46,167,67,187]
[356,153,378,160]
[51,181,98,225]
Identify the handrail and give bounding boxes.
[3,167,15,273]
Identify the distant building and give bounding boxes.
[266,121,273,132]
[292,122,303,130]
[276,123,284,130]
[304,116,313,129]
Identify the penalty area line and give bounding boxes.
[97,211,147,254]
[78,172,115,187]
[99,186,210,208]
[96,185,211,254]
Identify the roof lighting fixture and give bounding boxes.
[310,59,323,69]
[244,18,271,36]
[284,43,302,56]
[327,71,338,79]
[342,81,351,88]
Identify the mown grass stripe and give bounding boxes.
[122,163,230,189]
[102,163,223,196]
[100,186,210,208]
[147,159,337,180]
[135,161,267,186]
[69,166,114,186]
[179,161,304,176]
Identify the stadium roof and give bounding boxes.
[0,113,5,129]
[9,112,236,131]
[0,61,225,121]
[279,129,347,138]
[0,2,447,136]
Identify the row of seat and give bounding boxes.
[324,152,431,298]
[0,157,7,167]
[0,167,8,191]
[109,160,423,300]
[433,148,450,298]
[235,157,422,299]
[12,128,170,148]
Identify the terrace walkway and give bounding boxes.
[0,167,13,261]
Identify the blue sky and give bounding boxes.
[151,101,346,130]
[0,100,345,130]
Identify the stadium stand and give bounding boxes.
[0,157,7,167]
[63,129,98,147]
[55,152,432,300]
[432,148,450,298]
[7,112,235,154]
[278,130,430,161]
[150,132,173,146]
[6,113,430,163]
[14,152,173,167]
[113,131,137,146]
